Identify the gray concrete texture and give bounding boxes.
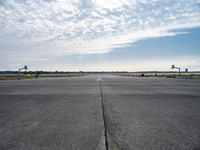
[0,75,200,150]
[102,76,200,150]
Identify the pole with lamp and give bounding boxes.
[171,65,181,76]
[18,66,28,80]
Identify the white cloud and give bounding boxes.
[0,0,200,57]
[26,55,200,72]
[91,0,136,10]
[68,55,200,72]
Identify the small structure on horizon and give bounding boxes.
[18,66,28,80]
[171,65,181,76]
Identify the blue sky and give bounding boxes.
[0,0,200,71]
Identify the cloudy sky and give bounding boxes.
[0,0,200,71]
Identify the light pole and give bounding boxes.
[18,66,28,80]
[171,65,181,76]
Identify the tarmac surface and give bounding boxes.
[0,74,200,150]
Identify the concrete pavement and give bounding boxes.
[101,76,200,150]
[0,76,105,150]
[0,75,200,150]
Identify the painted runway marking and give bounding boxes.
[97,77,102,81]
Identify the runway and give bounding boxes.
[0,75,200,150]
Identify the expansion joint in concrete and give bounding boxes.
[99,78,109,150]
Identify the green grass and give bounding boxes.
[111,72,200,79]
[0,73,82,80]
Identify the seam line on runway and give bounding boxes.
[99,78,109,150]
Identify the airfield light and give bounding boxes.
[18,66,28,80]
[171,65,181,76]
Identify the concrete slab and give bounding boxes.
[1,75,200,150]
[101,77,200,150]
[0,76,105,150]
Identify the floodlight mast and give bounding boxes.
[171,65,180,76]
[18,66,28,80]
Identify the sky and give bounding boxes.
[0,0,200,71]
